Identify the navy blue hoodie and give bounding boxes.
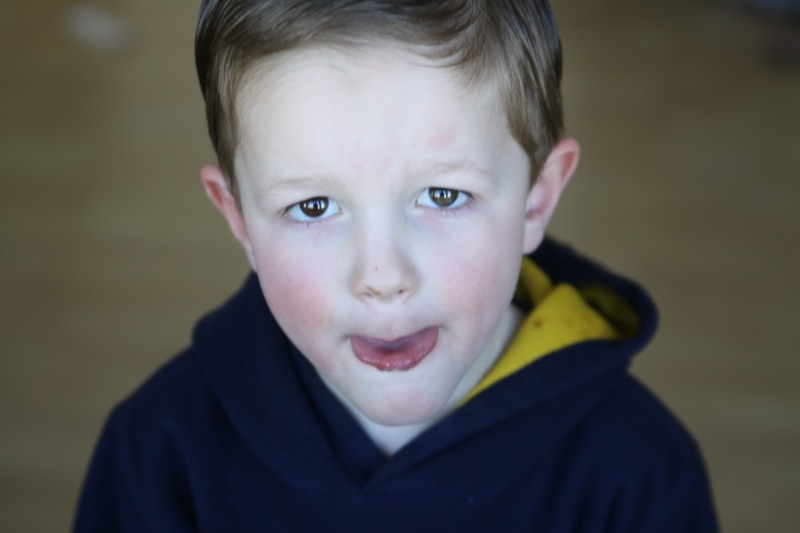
[73,238,718,532]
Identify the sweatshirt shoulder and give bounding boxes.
[581,376,706,477]
[74,349,218,532]
[567,375,718,531]
[106,348,212,437]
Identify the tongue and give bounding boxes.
[351,327,438,371]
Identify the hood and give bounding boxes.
[191,236,658,494]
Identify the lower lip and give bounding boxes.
[350,327,439,371]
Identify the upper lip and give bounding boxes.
[351,327,434,344]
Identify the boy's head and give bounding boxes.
[196,0,565,199]
[194,1,579,436]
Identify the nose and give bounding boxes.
[351,220,419,303]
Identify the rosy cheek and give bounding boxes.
[442,237,514,323]
[258,251,333,340]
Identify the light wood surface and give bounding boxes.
[1,1,798,530]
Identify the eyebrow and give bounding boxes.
[254,160,500,204]
[416,160,501,185]
[255,175,339,204]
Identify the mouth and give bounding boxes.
[350,327,439,372]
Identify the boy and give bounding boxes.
[74,1,718,531]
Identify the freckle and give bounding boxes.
[425,127,457,150]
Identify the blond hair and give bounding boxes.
[196,0,564,198]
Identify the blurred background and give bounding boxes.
[1,0,798,530]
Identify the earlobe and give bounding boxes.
[199,164,256,268]
[521,138,580,253]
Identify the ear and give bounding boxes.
[522,138,580,253]
[199,164,256,269]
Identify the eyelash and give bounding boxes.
[416,187,473,212]
[282,197,341,226]
[282,187,474,226]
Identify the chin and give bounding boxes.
[358,389,448,427]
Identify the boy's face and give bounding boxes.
[203,46,575,427]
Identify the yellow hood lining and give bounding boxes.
[463,258,639,403]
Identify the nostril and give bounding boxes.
[363,285,410,299]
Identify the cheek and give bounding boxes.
[432,219,523,324]
[453,256,517,319]
[252,241,335,345]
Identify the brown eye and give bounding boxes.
[429,188,458,207]
[300,197,329,218]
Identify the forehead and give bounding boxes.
[232,45,524,182]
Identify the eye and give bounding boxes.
[285,197,340,222]
[417,187,471,209]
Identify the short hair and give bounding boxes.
[195,0,564,199]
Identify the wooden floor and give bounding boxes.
[1,1,798,530]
